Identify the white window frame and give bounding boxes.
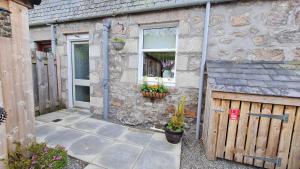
[138,23,179,87]
[67,34,89,108]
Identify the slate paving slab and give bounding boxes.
[69,118,107,133]
[92,143,143,169]
[69,135,114,162]
[118,128,153,146]
[44,127,86,148]
[84,164,106,169]
[96,123,128,139]
[36,111,71,123]
[36,110,181,169]
[35,123,58,140]
[147,133,181,156]
[133,149,180,169]
[53,114,90,126]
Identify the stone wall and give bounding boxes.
[208,0,300,61]
[0,9,11,38]
[29,0,300,129]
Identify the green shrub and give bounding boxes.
[4,142,68,169]
[166,96,186,132]
[140,83,168,93]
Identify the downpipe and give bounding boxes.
[102,19,111,120]
[196,2,211,140]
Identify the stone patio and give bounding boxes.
[35,109,181,169]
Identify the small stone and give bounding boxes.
[252,35,269,46]
[230,14,250,27]
[210,15,225,26]
[249,27,259,34]
[231,31,247,37]
[219,38,234,44]
[165,104,176,114]
[253,49,284,61]
[111,98,124,107]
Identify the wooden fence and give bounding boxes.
[32,51,61,115]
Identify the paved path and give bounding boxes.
[35,109,181,169]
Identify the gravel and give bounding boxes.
[64,156,88,169]
[180,123,256,169]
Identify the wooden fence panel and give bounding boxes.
[288,107,300,169]
[47,53,58,111]
[244,103,261,165]
[276,106,296,169]
[33,51,60,115]
[234,101,250,163]
[225,100,240,160]
[264,105,284,169]
[254,104,272,167]
[216,100,230,158]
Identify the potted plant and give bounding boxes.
[141,83,168,99]
[161,60,174,78]
[111,37,126,51]
[164,96,186,144]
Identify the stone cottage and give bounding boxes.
[28,0,300,130]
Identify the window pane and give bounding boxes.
[143,27,176,49]
[143,52,175,78]
[74,43,89,80]
[75,85,90,102]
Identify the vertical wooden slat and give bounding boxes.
[244,102,261,165]
[264,105,284,169]
[36,51,47,114]
[276,106,296,169]
[287,107,300,169]
[206,98,221,160]
[234,101,251,163]
[47,53,58,111]
[216,100,230,158]
[225,100,240,160]
[56,54,62,108]
[254,104,272,167]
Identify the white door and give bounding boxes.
[71,41,90,108]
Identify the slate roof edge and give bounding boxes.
[29,0,236,27]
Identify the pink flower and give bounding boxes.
[53,155,62,161]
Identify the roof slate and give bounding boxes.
[28,0,235,26]
[206,60,300,98]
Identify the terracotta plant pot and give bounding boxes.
[141,91,168,99]
[164,124,183,144]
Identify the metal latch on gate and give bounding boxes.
[248,113,289,123]
[244,155,281,167]
[213,108,224,113]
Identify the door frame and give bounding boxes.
[67,34,89,108]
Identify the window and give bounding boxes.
[139,24,178,86]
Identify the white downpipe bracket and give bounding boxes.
[196,2,211,140]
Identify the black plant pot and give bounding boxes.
[164,124,183,144]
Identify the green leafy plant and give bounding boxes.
[166,96,186,132]
[140,83,168,93]
[111,37,125,43]
[3,142,68,169]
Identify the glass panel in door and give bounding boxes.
[72,42,90,108]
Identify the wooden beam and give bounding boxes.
[0,0,9,9]
[211,91,300,106]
